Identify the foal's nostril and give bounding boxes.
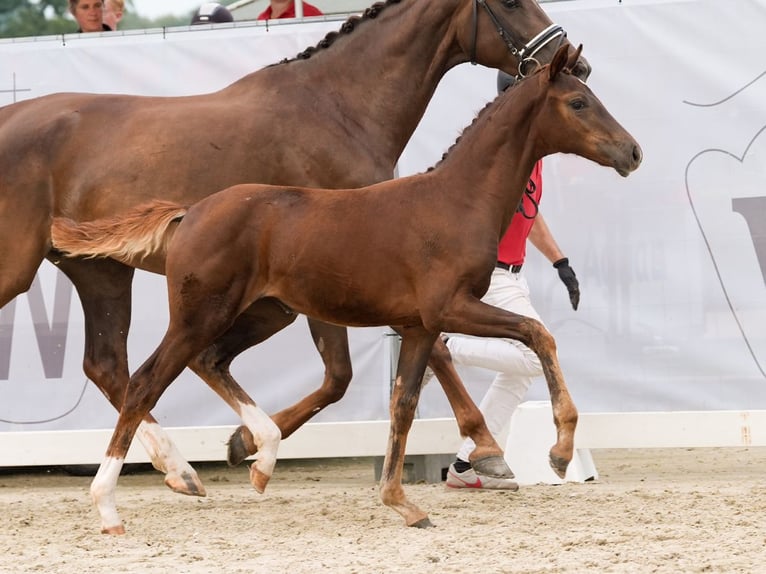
[632,144,643,165]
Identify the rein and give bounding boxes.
[517,177,539,219]
[470,0,567,78]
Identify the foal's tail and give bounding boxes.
[51,200,188,263]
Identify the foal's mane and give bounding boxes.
[426,98,496,172]
[270,0,403,66]
[427,61,577,171]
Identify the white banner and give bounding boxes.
[1,0,765,439]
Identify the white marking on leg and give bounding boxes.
[136,421,194,476]
[239,402,281,479]
[90,457,125,533]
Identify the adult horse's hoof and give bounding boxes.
[471,455,514,478]
[549,452,569,478]
[165,470,207,497]
[409,517,435,528]
[227,425,256,466]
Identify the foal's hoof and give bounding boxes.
[227,425,256,466]
[101,524,126,536]
[409,517,435,529]
[165,470,207,497]
[249,463,271,494]
[472,455,514,478]
[549,453,570,479]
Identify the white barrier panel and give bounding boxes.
[2,408,765,467]
[505,402,766,484]
[0,418,463,466]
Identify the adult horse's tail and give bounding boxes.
[51,200,188,264]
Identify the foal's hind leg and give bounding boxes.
[93,300,281,533]
[187,299,301,465]
[52,255,204,496]
[224,316,353,466]
[92,329,209,534]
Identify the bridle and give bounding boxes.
[470,0,567,79]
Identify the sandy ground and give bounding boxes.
[0,447,764,573]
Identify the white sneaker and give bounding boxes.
[445,463,519,491]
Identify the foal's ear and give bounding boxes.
[548,43,569,81]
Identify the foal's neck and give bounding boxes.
[433,86,544,241]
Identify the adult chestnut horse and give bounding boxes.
[53,45,642,533]
[0,0,588,494]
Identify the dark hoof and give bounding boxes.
[472,455,514,478]
[549,454,569,478]
[410,517,435,528]
[180,471,206,497]
[227,427,252,467]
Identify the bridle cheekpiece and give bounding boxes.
[471,0,567,79]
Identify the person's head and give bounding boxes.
[191,3,234,25]
[103,0,125,31]
[69,0,105,33]
[497,71,516,95]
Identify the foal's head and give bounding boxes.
[516,44,642,176]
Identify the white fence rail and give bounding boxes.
[3,408,765,467]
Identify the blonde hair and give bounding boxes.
[105,0,125,10]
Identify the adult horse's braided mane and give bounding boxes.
[271,0,403,65]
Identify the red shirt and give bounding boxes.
[257,1,323,19]
[497,160,543,266]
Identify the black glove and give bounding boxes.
[553,257,579,311]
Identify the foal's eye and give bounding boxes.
[500,0,519,8]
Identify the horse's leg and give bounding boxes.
[0,204,48,309]
[92,333,203,534]
[223,316,352,466]
[438,298,577,477]
[379,326,436,528]
[423,335,512,478]
[52,255,204,495]
[186,299,299,464]
[92,306,281,534]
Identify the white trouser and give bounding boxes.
[446,267,545,463]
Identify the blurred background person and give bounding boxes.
[102,0,124,31]
[70,0,111,32]
[257,0,323,20]
[191,2,234,25]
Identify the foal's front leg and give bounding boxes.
[379,326,437,527]
[425,336,514,478]
[438,296,578,478]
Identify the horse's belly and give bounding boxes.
[279,288,419,329]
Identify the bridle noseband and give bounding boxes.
[470,0,567,79]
